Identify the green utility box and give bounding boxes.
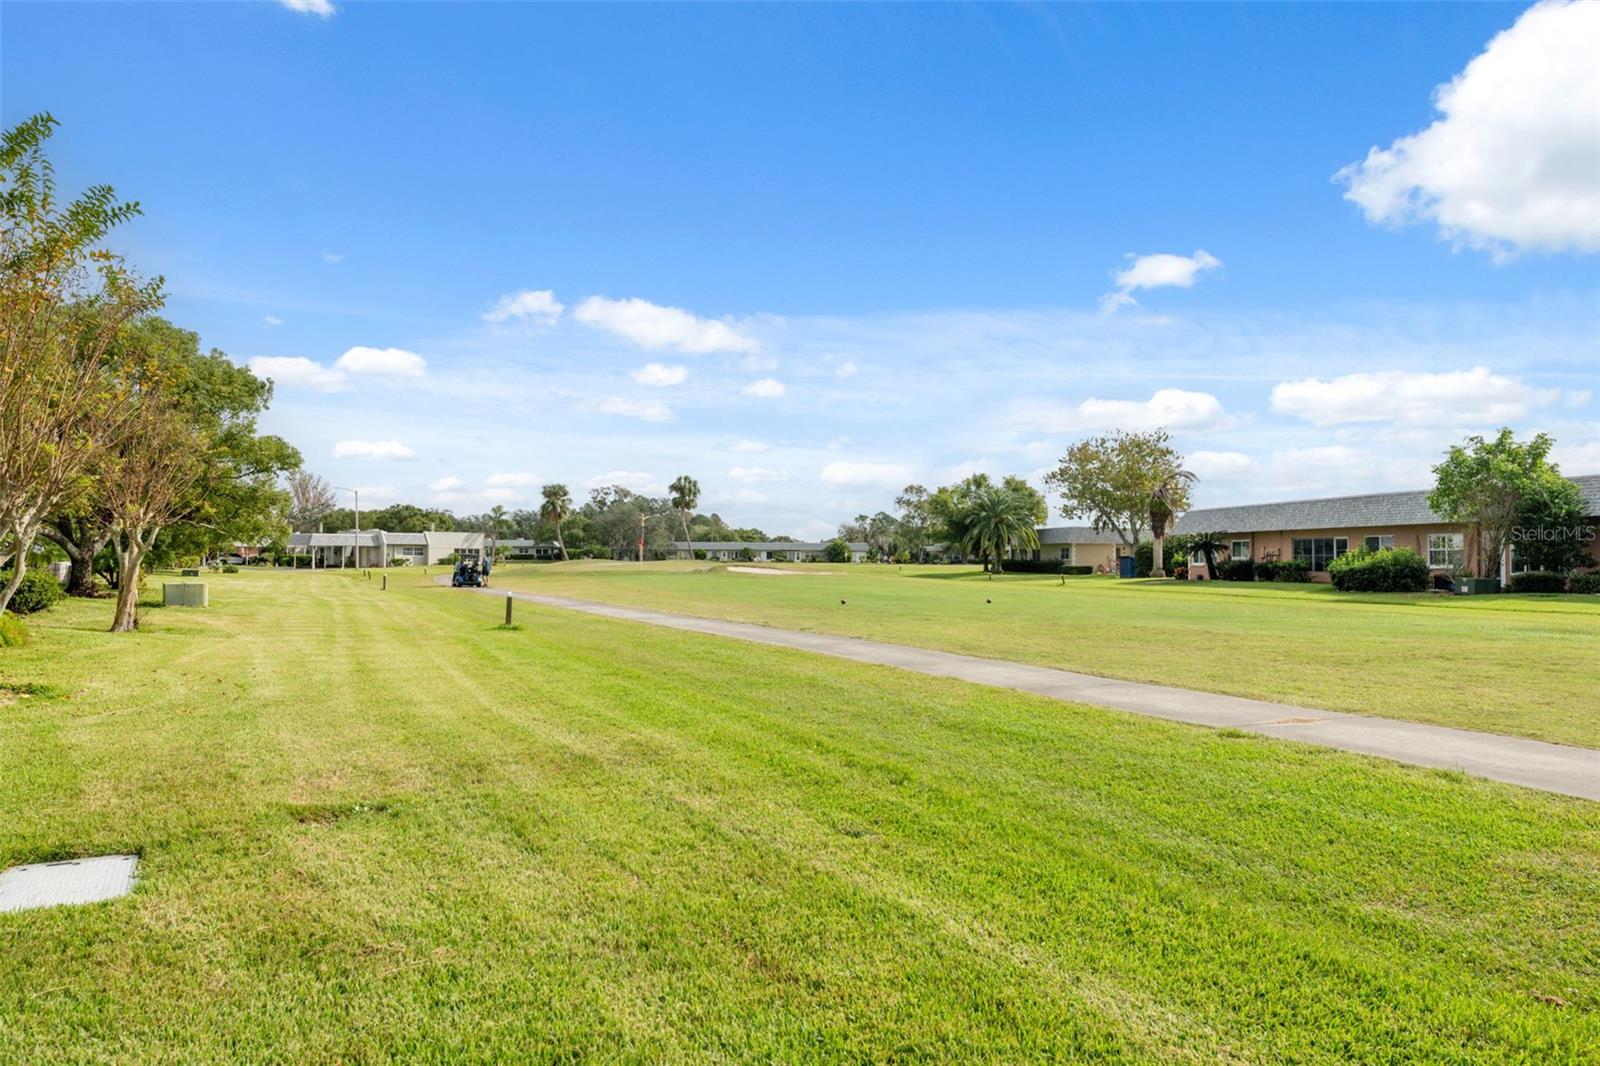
[162,582,209,608]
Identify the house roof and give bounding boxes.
[1036,526,1121,545]
[289,529,484,548]
[670,541,869,552]
[1172,473,1600,535]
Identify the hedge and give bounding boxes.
[1327,548,1430,592]
[1508,570,1568,594]
[1570,572,1600,594]
[1217,559,1255,581]
[0,569,65,614]
[993,559,1094,575]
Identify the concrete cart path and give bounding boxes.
[461,583,1600,801]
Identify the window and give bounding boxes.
[1230,539,1251,561]
[1428,533,1464,569]
[1364,535,1395,552]
[1059,545,1073,564]
[1291,537,1349,572]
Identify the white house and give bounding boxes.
[288,530,485,568]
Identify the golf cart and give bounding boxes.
[451,557,488,588]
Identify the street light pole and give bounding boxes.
[334,486,359,569]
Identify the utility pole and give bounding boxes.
[638,513,646,563]
[335,486,360,569]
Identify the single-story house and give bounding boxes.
[669,540,871,563]
[1173,473,1600,583]
[1017,527,1124,572]
[495,538,563,559]
[288,530,485,568]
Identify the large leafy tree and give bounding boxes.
[669,474,700,557]
[958,485,1040,575]
[0,113,163,613]
[1429,429,1565,579]
[1510,478,1592,573]
[894,484,934,559]
[1044,430,1188,554]
[540,483,572,561]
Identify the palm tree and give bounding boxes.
[487,504,508,561]
[669,474,700,559]
[1186,530,1229,581]
[1147,462,1195,578]
[540,483,572,562]
[958,486,1040,575]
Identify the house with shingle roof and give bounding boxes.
[1171,474,1600,582]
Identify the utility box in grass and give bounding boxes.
[162,582,209,608]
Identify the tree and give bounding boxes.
[540,483,572,561]
[1146,460,1195,579]
[1185,531,1229,581]
[958,486,1040,575]
[1044,430,1188,554]
[669,474,700,558]
[824,538,851,563]
[1510,467,1591,573]
[102,390,206,631]
[487,504,508,558]
[894,484,934,559]
[0,113,164,614]
[1429,429,1564,579]
[288,473,334,532]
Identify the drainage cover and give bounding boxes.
[0,855,138,913]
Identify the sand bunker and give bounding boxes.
[725,566,815,576]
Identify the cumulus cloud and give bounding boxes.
[1270,367,1559,427]
[263,315,283,328]
[429,476,463,492]
[333,439,416,461]
[585,470,666,494]
[320,250,343,263]
[483,289,564,324]
[594,396,674,422]
[573,296,760,353]
[730,439,769,453]
[485,472,538,487]
[630,362,688,386]
[333,346,427,378]
[821,461,913,487]
[834,360,860,378]
[728,466,788,483]
[741,377,786,398]
[1186,450,1258,479]
[247,356,345,392]
[1013,388,1229,433]
[281,0,336,17]
[1336,1,1600,257]
[1100,250,1221,313]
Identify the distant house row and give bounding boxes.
[1028,473,1600,582]
[288,530,486,568]
[668,540,871,563]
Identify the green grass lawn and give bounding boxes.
[485,561,1600,748]
[1,569,1597,1062]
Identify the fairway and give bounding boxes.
[488,561,1600,748]
[2,570,1597,1062]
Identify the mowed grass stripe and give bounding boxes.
[488,562,1600,747]
[0,570,1596,1062]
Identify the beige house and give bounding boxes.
[1018,527,1124,572]
[1174,474,1600,583]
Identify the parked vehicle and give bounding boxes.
[452,559,487,588]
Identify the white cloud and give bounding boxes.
[1270,367,1558,427]
[1101,250,1221,313]
[1336,1,1600,257]
[485,472,538,487]
[731,489,769,505]
[333,346,427,378]
[247,356,345,392]
[263,315,283,328]
[741,377,786,398]
[281,0,336,17]
[429,476,463,492]
[585,471,666,494]
[573,296,760,353]
[594,396,674,422]
[821,461,913,487]
[730,439,769,453]
[729,466,788,483]
[320,250,343,263]
[630,362,688,386]
[834,360,860,378]
[1013,388,1229,433]
[483,289,564,324]
[1564,389,1592,408]
[333,439,416,461]
[1186,450,1258,479]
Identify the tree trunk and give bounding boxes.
[556,522,568,561]
[1151,535,1166,579]
[0,529,32,615]
[110,544,141,632]
[44,518,111,596]
[680,512,692,560]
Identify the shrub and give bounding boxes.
[1172,565,1188,580]
[736,547,755,562]
[824,539,851,563]
[0,569,65,614]
[1569,572,1600,594]
[0,612,27,647]
[1508,570,1568,594]
[221,564,239,574]
[1133,540,1187,578]
[1217,559,1255,581]
[692,549,707,560]
[1327,548,1430,593]
[1273,560,1312,583]
[1253,560,1279,581]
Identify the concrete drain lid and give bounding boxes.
[0,855,138,913]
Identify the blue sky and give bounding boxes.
[5,1,1597,537]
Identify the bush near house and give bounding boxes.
[0,569,66,614]
[1134,540,1188,578]
[824,539,851,563]
[1569,572,1600,594]
[989,560,1094,575]
[0,611,27,647]
[1508,570,1569,594]
[1328,548,1430,593]
[1217,559,1255,581]
[1274,560,1312,583]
